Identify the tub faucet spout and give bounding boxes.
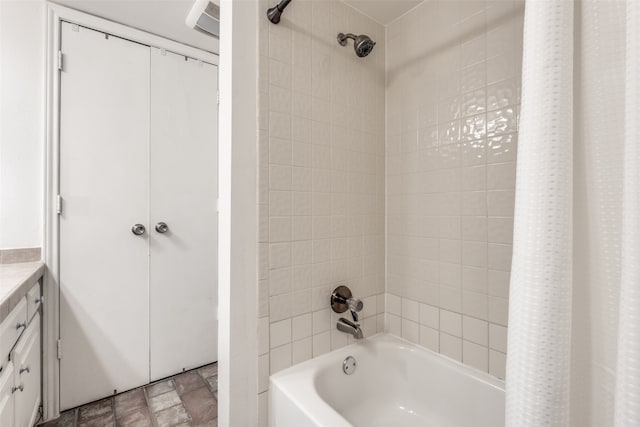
[337,317,364,340]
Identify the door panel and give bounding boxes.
[59,23,150,409]
[149,47,218,380]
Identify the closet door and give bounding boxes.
[59,23,150,409]
[149,48,218,380]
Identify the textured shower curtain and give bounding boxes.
[505,0,639,426]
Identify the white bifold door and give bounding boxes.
[59,23,218,410]
[149,46,218,381]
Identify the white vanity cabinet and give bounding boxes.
[0,362,15,427]
[26,286,41,323]
[12,312,40,427]
[0,299,27,374]
[0,282,42,427]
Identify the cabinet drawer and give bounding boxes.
[0,298,27,374]
[13,312,41,427]
[0,360,14,427]
[26,282,42,322]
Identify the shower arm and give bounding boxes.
[267,0,292,24]
[337,33,357,46]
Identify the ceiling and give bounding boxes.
[342,0,424,25]
[52,0,219,53]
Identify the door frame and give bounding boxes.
[44,3,218,420]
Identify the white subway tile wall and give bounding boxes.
[385,0,524,379]
[257,1,386,424]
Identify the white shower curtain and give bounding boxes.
[505,0,640,426]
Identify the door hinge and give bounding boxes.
[57,339,62,360]
[56,195,63,215]
[57,51,63,71]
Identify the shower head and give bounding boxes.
[337,33,376,58]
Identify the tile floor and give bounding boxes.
[41,363,218,427]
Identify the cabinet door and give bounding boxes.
[26,282,41,322]
[12,313,40,427]
[149,48,218,380]
[0,361,14,427]
[0,298,27,373]
[59,22,150,409]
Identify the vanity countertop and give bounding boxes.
[0,261,44,324]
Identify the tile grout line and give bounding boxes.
[142,383,159,427]
[179,374,196,426]
[110,396,116,427]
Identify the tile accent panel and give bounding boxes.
[385,0,524,379]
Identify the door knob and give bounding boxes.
[155,222,169,233]
[131,224,146,236]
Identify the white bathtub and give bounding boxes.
[269,333,504,427]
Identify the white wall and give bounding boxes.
[255,0,386,424]
[385,0,524,379]
[217,0,258,425]
[0,0,46,250]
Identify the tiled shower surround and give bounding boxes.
[256,0,387,421]
[386,0,523,378]
[257,0,523,423]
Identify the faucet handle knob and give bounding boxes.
[331,285,364,314]
[347,297,363,313]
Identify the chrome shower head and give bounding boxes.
[337,33,376,58]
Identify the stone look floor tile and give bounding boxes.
[114,388,146,419]
[77,398,113,424]
[175,371,206,396]
[146,379,175,398]
[206,376,218,393]
[115,407,153,427]
[198,364,218,378]
[40,363,218,427]
[181,387,217,424]
[154,404,191,426]
[148,390,182,413]
[77,412,114,427]
[40,409,77,427]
